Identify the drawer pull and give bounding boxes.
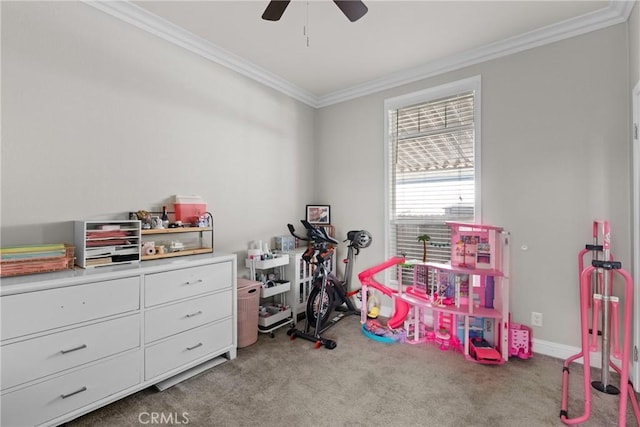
[186,342,203,351]
[184,279,204,285]
[60,386,87,399]
[60,344,88,354]
[185,310,203,318]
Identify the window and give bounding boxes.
[384,77,481,282]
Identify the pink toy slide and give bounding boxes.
[358,256,409,329]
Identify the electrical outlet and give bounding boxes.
[531,311,543,327]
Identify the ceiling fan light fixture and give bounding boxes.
[261,0,368,22]
[333,0,368,22]
[261,0,291,21]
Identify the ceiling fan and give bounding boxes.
[262,1,368,23]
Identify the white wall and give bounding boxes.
[631,2,639,86]
[0,2,636,353]
[1,2,315,263]
[316,23,631,348]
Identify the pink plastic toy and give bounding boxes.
[508,322,532,360]
[435,312,461,352]
[358,256,408,329]
[403,309,427,344]
[559,220,640,427]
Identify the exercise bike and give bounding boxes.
[286,220,371,349]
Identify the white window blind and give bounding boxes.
[385,79,480,280]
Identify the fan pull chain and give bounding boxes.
[304,1,310,47]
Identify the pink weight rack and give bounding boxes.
[559,220,640,426]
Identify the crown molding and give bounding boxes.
[83,1,318,107]
[85,1,634,109]
[316,0,635,107]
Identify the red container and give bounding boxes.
[173,195,206,225]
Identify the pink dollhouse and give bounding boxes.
[401,222,510,364]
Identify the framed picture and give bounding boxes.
[306,205,331,225]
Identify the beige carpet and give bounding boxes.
[70,315,639,427]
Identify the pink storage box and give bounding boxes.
[509,322,533,360]
[173,195,206,225]
[237,278,262,348]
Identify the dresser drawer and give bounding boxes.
[145,291,232,343]
[145,262,232,307]
[1,276,140,340]
[1,350,140,427]
[145,319,232,380]
[1,314,140,391]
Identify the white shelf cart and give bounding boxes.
[245,254,294,337]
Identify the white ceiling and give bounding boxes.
[92,1,633,107]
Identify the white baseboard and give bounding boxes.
[532,338,583,361]
[533,338,631,373]
[379,306,394,319]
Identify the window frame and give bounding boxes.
[383,76,482,264]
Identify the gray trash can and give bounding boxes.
[237,278,262,348]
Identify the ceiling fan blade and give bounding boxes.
[262,1,291,21]
[333,0,368,22]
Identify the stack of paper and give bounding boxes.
[1,244,66,261]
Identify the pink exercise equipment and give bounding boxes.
[560,220,640,426]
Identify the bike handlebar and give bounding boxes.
[287,223,299,239]
[287,220,339,245]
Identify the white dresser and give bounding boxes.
[0,253,237,427]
